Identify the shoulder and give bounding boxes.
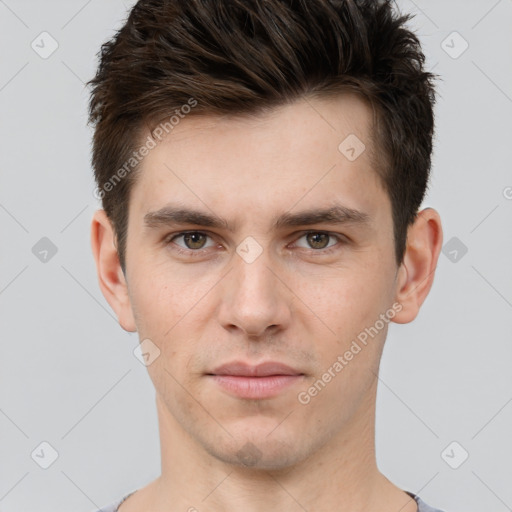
[91,490,137,512]
[409,491,447,512]
[90,500,120,512]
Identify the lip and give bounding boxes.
[207,361,304,399]
[210,361,303,377]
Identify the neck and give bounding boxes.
[122,380,416,512]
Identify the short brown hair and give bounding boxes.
[88,0,439,272]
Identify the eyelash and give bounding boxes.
[164,231,347,257]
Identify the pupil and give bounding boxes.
[308,233,328,249]
[185,233,205,249]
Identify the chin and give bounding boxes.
[202,428,308,471]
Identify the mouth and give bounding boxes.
[206,361,305,399]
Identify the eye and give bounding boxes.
[293,232,343,251]
[167,231,216,251]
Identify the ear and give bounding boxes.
[90,209,137,332]
[391,207,443,324]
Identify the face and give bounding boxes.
[122,95,402,469]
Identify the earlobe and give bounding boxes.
[391,207,443,324]
[90,209,137,332]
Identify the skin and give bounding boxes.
[91,94,443,512]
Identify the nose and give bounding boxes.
[217,249,292,338]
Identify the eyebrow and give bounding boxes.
[143,204,371,232]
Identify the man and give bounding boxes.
[88,0,445,511]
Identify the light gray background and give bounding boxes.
[1,0,511,511]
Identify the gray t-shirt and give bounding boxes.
[94,490,446,511]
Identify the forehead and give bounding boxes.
[130,94,389,226]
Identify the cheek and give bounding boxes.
[291,264,388,336]
[291,265,394,398]
[128,261,201,332]
[128,265,212,369]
